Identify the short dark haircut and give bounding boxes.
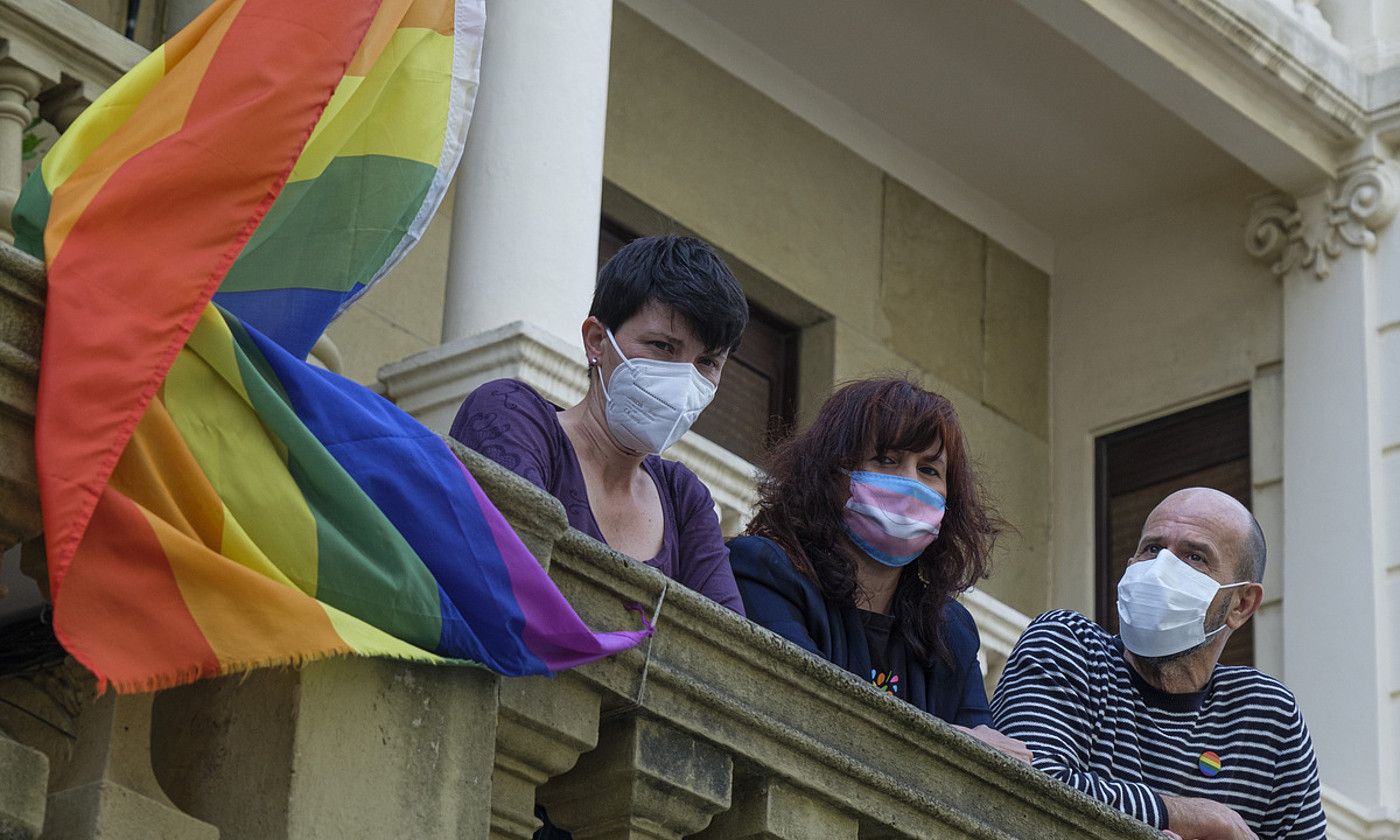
[1242,514,1267,583]
[590,235,748,354]
[746,377,1004,666]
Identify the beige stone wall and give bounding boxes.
[605,6,1051,615]
[1049,174,1283,671]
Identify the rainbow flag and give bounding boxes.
[12,0,650,692]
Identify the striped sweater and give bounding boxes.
[991,610,1326,838]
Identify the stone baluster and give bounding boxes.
[44,691,218,840]
[694,777,858,840]
[0,63,42,245]
[490,675,602,839]
[541,715,732,840]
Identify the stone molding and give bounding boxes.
[1164,0,1364,138]
[1246,157,1400,279]
[0,244,43,550]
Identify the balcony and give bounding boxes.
[0,241,1167,839]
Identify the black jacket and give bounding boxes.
[728,535,993,726]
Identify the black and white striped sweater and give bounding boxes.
[991,610,1326,839]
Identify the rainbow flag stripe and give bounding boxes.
[14,0,650,692]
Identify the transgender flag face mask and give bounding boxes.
[841,470,947,567]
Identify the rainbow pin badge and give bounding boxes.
[1198,750,1222,777]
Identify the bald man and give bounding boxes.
[991,489,1325,840]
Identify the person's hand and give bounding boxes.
[1163,832,1182,839]
[1162,794,1258,840]
[955,724,1034,764]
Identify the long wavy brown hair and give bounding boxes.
[745,376,1003,665]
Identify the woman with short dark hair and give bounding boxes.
[730,376,1030,760]
[451,235,749,613]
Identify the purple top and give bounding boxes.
[450,379,745,615]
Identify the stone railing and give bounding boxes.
[0,0,147,243]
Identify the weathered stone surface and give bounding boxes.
[152,658,498,840]
[0,245,44,552]
[880,176,986,400]
[0,732,46,840]
[982,242,1049,438]
[694,776,858,840]
[542,715,732,840]
[43,781,217,840]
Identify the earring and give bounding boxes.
[917,561,931,586]
[588,357,597,367]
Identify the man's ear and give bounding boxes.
[1225,582,1264,629]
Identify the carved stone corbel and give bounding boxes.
[1246,157,1400,280]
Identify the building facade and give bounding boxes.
[0,0,1397,837]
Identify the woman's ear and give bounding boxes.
[581,316,608,366]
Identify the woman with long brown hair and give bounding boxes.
[729,376,1030,760]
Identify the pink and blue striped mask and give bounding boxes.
[842,471,947,567]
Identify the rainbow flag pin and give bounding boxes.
[1198,750,1223,777]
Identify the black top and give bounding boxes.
[728,535,993,726]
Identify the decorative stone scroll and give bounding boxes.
[1246,157,1400,280]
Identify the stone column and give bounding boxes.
[1247,152,1400,813]
[442,0,610,345]
[490,676,601,840]
[540,715,732,840]
[0,63,43,245]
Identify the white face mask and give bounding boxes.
[596,329,717,455]
[1117,548,1248,658]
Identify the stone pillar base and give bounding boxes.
[0,733,47,839]
[43,780,218,840]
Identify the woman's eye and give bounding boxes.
[873,454,895,465]
[918,465,941,477]
[650,340,673,353]
[698,357,720,370]
[1141,544,1162,556]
